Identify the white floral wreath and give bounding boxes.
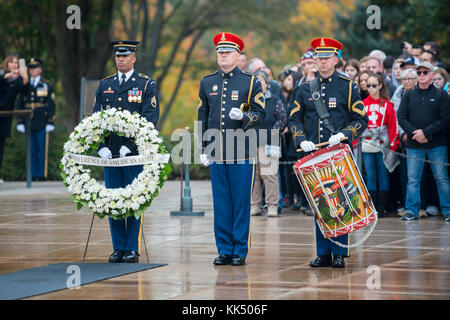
[60,108,171,220]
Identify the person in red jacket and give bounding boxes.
[361,72,399,217]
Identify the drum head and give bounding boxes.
[294,144,349,174]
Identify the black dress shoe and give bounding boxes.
[231,256,246,266]
[109,250,124,263]
[213,254,232,265]
[121,250,139,263]
[309,255,332,267]
[332,255,346,268]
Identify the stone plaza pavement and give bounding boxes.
[0,180,449,300]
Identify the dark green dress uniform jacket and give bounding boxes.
[92,70,159,158]
[289,71,368,148]
[18,78,55,131]
[197,66,265,162]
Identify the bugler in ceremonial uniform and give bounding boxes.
[197,32,265,266]
[93,40,159,263]
[289,37,368,268]
[17,58,56,181]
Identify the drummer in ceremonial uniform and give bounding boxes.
[197,32,265,266]
[289,37,368,268]
[17,58,55,181]
[93,40,159,263]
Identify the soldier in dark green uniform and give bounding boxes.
[289,37,368,268]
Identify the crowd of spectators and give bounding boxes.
[243,40,450,222]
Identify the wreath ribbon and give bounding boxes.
[68,153,170,167]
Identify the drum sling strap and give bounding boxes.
[309,77,337,135]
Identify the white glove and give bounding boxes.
[45,124,55,132]
[98,147,112,159]
[199,154,210,166]
[300,140,317,152]
[16,124,25,133]
[328,132,346,146]
[229,107,243,120]
[119,145,131,158]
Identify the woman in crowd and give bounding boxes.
[356,70,373,100]
[250,70,287,217]
[432,67,449,89]
[361,72,399,217]
[391,58,404,88]
[344,58,359,80]
[0,54,29,183]
[359,56,370,73]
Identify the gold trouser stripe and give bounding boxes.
[248,159,256,248]
[44,132,49,178]
[138,213,144,255]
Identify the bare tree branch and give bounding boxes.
[157,30,204,130]
[147,0,165,73]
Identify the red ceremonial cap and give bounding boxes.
[213,32,244,53]
[310,37,343,58]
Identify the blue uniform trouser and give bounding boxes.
[209,160,255,259]
[104,165,143,253]
[31,129,46,178]
[315,220,349,257]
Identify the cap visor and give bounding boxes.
[115,51,132,56]
[417,63,433,70]
[216,47,238,53]
[314,52,336,58]
[400,63,416,68]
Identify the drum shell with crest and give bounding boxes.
[293,144,377,239]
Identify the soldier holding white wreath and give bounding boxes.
[92,40,159,263]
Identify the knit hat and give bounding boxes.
[301,48,316,64]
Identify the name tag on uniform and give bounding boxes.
[231,90,239,100]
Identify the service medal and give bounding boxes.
[329,97,337,108]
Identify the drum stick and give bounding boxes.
[296,137,348,152]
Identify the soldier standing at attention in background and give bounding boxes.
[17,58,55,181]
